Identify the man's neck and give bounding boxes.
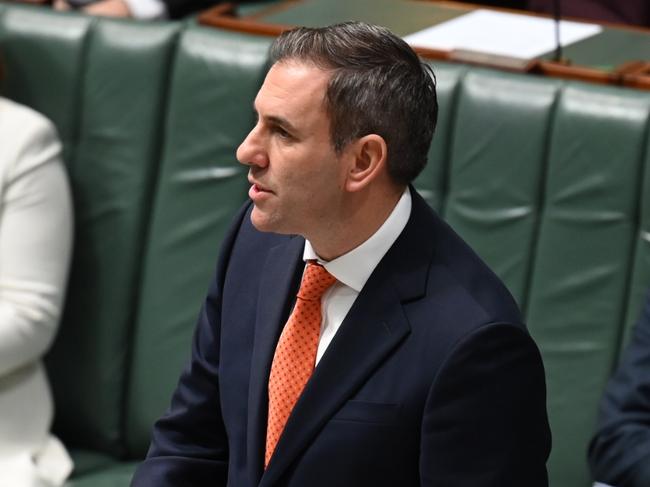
[308,185,405,262]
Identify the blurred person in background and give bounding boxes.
[0,59,74,487]
[9,0,261,21]
[7,0,257,20]
[50,0,218,20]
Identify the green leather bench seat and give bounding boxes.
[66,461,140,487]
[0,6,270,485]
[421,68,650,486]
[2,5,650,486]
[626,149,650,346]
[0,6,183,458]
[527,85,650,487]
[124,26,270,458]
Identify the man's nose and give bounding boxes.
[236,125,269,168]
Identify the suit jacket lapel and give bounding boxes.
[246,235,305,486]
[260,190,435,486]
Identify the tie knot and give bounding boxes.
[297,262,337,302]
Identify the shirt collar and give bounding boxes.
[303,187,412,292]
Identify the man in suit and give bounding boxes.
[589,291,650,487]
[131,21,550,487]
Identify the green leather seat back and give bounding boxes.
[0,6,181,456]
[65,462,139,487]
[415,65,650,487]
[123,27,271,457]
[441,69,559,307]
[0,6,91,163]
[414,62,467,212]
[621,144,650,348]
[53,18,179,456]
[526,85,650,487]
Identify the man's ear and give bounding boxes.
[344,134,388,192]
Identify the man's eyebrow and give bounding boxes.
[264,115,298,134]
[252,106,298,134]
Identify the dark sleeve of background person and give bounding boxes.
[162,0,263,20]
[451,0,527,10]
[588,293,650,487]
[528,0,650,27]
[161,0,213,19]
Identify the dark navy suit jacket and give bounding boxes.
[131,189,551,486]
[589,292,650,487]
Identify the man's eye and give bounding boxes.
[275,127,291,139]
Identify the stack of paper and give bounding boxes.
[403,9,602,60]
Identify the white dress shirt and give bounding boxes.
[123,0,167,19]
[303,187,412,365]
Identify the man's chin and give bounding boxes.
[250,206,283,234]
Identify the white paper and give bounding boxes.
[403,9,602,60]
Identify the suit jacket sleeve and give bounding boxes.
[130,202,251,487]
[420,322,551,486]
[588,293,650,487]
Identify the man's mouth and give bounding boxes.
[249,181,273,202]
[249,178,272,193]
[252,183,271,193]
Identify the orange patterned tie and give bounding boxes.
[265,261,337,468]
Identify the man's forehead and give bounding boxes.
[266,61,329,92]
[254,61,330,111]
[271,58,331,75]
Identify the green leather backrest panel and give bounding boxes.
[123,27,271,457]
[415,65,650,487]
[414,62,467,212]
[66,462,139,487]
[622,143,650,350]
[44,18,180,455]
[0,6,91,163]
[526,85,650,487]
[442,70,559,307]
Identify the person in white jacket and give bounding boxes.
[0,96,74,487]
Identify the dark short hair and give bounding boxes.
[270,22,438,186]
